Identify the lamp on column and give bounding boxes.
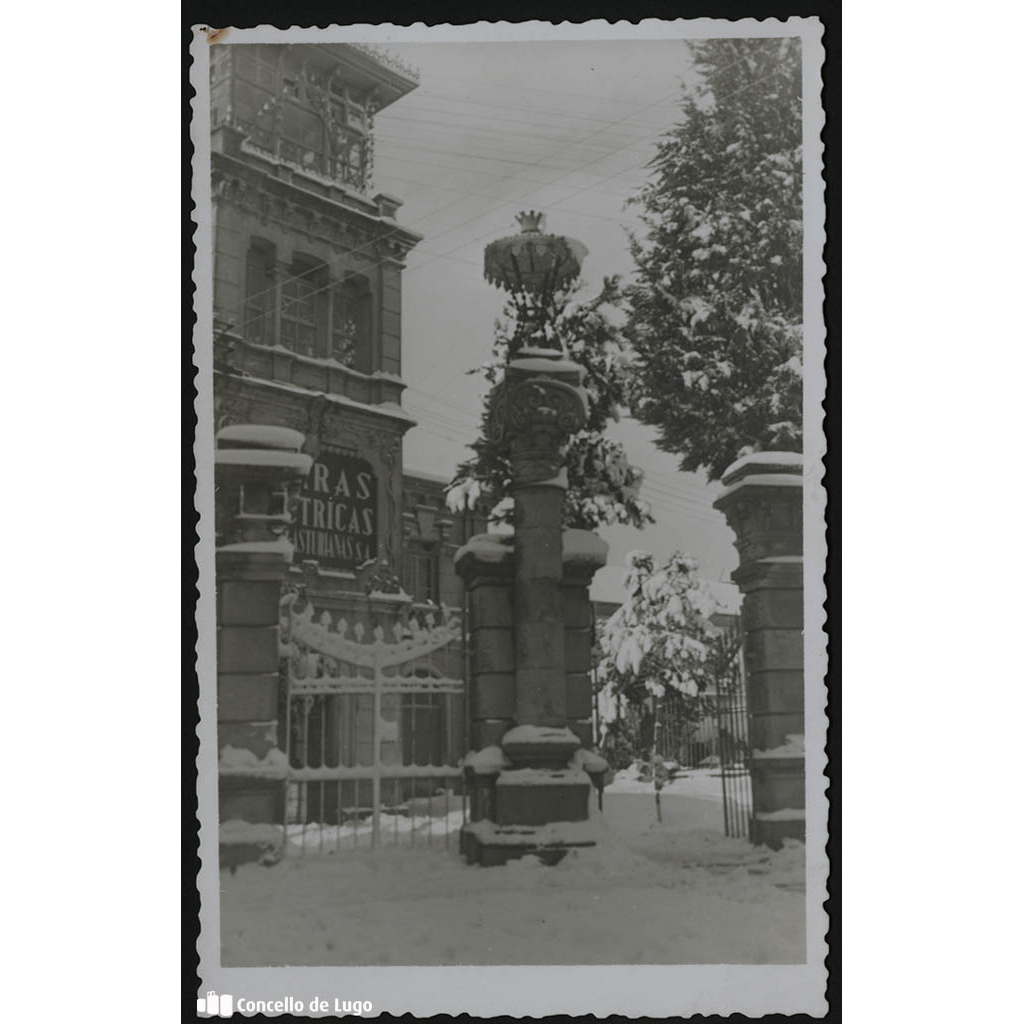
[483,211,588,296]
[483,212,588,355]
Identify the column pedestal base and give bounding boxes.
[460,818,600,867]
[751,813,805,849]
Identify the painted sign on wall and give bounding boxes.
[293,449,377,571]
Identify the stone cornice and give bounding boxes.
[212,149,422,263]
[214,369,416,436]
[214,328,408,412]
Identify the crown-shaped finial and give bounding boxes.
[515,210,546,234]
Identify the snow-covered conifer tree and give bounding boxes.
[624,38,803,480]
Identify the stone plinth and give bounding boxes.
[214,425,311,861]
[714,452,805,848]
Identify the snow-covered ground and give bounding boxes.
[221,779,805,967]
[605,762,739,799]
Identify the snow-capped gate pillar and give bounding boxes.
[214,425,312,864]
[563,529,610,745]
[714,452,805,848]
[454,533,516,757]
[456,351,603,866]
[487,354,589,728]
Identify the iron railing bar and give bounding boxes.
[283,597,294,857]
[371,644,382,849]
[444,783,450,850]
[319,690,327,769]
[352,779,359,848]
[335,776,341,854]
[318,780,325,854]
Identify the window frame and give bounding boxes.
[279,259,324,358]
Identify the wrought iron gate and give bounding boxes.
[280,595,466,854]
[712,627,753,839]
[608,625,754,840]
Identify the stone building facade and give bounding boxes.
[210,42,423,600]
[209,42,441,827]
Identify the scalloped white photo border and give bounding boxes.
[190,17,829,1018]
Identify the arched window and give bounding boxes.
[280,260,322,357]
[279,98,327,174]
[243,239,275,345]
[330,276,372,371]
[402,542,437,604]
[327,88,371,189]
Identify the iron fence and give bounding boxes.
[597,624,754,840]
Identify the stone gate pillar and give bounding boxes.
[713,452,805,848]
[214,425,311,865]
[497,358,587,730]
[563,529,610,746]
[455,533,515,825]
[458,352,608,866]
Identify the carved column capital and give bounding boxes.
[486,363,587,486]
[713,452,803,579]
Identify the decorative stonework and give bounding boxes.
[483,211,588,298]
[212,164,421,264]
[486,373,587,484]
[213,375,406,572]
[358,557,402,596]
[458,348,602,865]
[347,42,421,83]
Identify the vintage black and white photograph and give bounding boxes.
[191,19,828,1017]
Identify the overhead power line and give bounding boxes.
[373,152,638,201]
[229,79,684,337]
[374,135,644,174]
[377,108,664,146]
[406,403,719,516]
[392,88,680,132]
[406,385,719,509]
[227,60,791,349]
[375,172,636,226]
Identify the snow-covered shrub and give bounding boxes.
[596,550,720,729]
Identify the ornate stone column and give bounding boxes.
[456,211,611,865]
[214,425,311,867]
[713,452,805,848]
[458,352,606,866]
[489,355,589,729]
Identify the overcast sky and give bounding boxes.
[371,40,739,593]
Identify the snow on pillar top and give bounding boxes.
[216,424,308,451]
[719,450,802,487]
[714,451,803,572]
[454,532,515,582]
[562,529,609,587]
[507,354,586,383]
[562,529,609,567]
